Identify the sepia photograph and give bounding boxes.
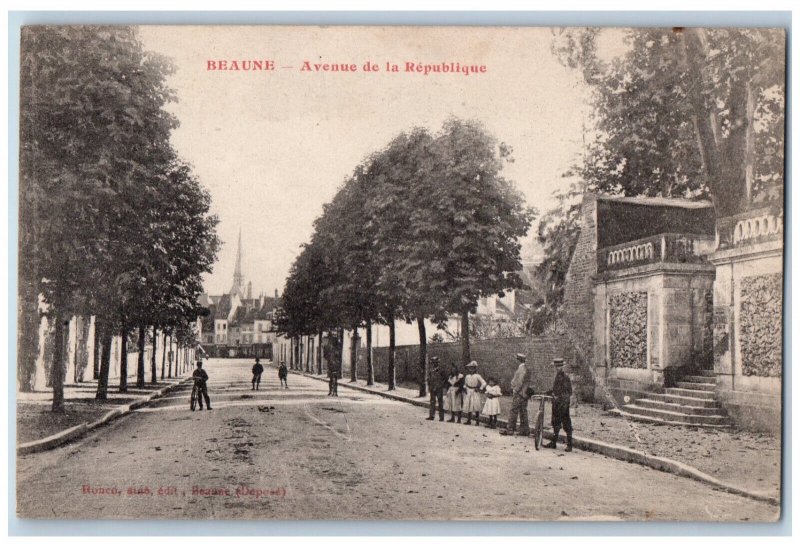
[14,22,786,523]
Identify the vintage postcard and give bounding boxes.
[16,25,785,521]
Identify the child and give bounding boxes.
[482,378,502,429]
[278,361,289,389]
[444,364,464,423]
[462,361,487,425]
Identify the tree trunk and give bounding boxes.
[304,338,310,373]
[150,325,158,384]
[119,324,129,392]
[681,28,742,218]
[461,309,471,365]
[51,313,67,412]
[161,332,167,380]
[366,320,375,386]
[289,337,294,370]
[136,324,145,388]
[168,335,173,377]
[17,279,40,392]
[96,321,113,400]
[388,314,396,391]
[317,332,323,375]
[93,317,101,380]
[350,328,359,382]
[417,316,427,397]
[744,78,757,204]
[77,315,91,382]
[338,328,345,379]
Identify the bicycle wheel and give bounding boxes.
[534,409,545,450]
[190,385,197,411]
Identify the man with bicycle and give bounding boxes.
[192,360,213,411]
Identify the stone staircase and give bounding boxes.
[611,370,731,428]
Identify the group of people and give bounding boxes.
[427,353,574,451]
[194,352,574,452]
[251,357,289,390]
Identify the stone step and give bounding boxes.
[609,408,731,429]
[683,375,716,383]
[676,381,716,392]
[648,392,720,408]
[620,404,730,426]
[665,387,716,400]
[636,398,726,416]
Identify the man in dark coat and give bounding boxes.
[426,356,448,421]
[327,362,339,396]
[544,358,573,451]
[251,357,264,390]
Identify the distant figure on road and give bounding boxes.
[278,361,289,389]
[482,377,502,429]
[251,358,264,390]
[192,360,212,411]
[500,353,531,436]
[426,356,447,422]
[444,364,464,423]
[544,358,573,452]
[462,361,487,425]
[327,363,339,396]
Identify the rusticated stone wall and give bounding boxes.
[609,292,648,369]
[740,273,782,377]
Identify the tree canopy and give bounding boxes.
[533,28,785,325]
[19,26,219,406]
[277,118,535,391]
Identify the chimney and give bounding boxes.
[274,289,278,300]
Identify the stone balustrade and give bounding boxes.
[717,206,783,250]
[598,233,715,273]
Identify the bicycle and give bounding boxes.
[190,381,202,411]
[530,394,553,450]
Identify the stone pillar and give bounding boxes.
[710,236,782,432]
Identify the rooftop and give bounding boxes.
[597,194,713,209]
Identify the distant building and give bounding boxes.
[198,230,279,359]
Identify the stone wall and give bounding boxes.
[367,335,575,395]
[739,273,782,377]
[561,194,599,400]
[710,230,783,433]
[609,291,648,369]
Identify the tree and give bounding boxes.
[429,119,536,365]
[540,28,785,316]
[19,26,219,406]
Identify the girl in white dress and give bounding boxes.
[482,378,502,429]
[444,364,464,423]
[462,361,487,425]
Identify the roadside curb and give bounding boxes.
[292,370,778,506]
[17,377,192,456]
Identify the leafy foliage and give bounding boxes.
[537,28,785,319]
[19,26,219,404]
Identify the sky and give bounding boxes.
[137,26,594,297]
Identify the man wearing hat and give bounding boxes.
[500,353,532,436]
[545,358,573,451]
[426,356,448,421]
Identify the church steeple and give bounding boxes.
[230,228,245,296]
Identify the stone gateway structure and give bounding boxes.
[563,194,782,433]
